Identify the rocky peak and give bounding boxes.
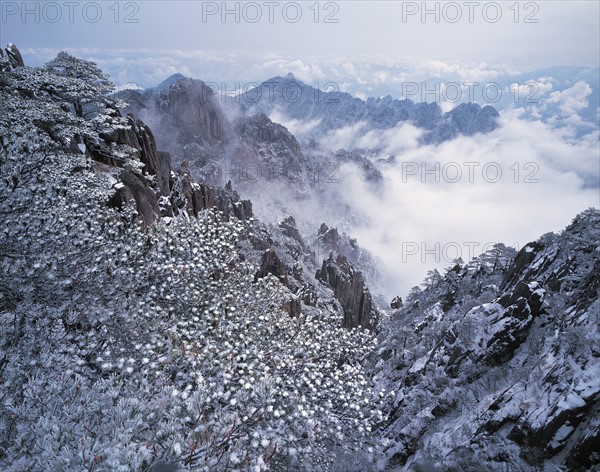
[156,72,187,92]
[158,77,229,147]
[237,113,302,154]
[116,73,231,177]
[445,102,500,135]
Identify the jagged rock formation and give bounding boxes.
[279,216,307,252]
[176,174,252,221]
[110,114,172,196]
[316,254,374,329]
[235,214,377,327]
[92,108,252,226]
[0,43,24,71]
[375,211,600,471]
[315,223,382,295]
[254,249,289,285]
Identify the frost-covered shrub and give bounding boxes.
[0,54,386,471]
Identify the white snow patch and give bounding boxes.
[549,423,574,449]
[557,392,586,411]
[409,355,428,373]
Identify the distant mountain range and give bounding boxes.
[232,72,500,144]
[119,71,500,151]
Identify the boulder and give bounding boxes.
[391,296,403,309]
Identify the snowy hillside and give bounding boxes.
[1,45,598,472]
[374,213,600,471]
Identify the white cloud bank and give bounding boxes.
[330,110,599,300]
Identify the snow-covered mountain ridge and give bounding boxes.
[374,211,600,471]
[1,45,598,471]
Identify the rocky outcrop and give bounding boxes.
[0,43,24,71]
[390,296,403,309]
[254,249,288,285]
[109,170,160,228]
[83,107,253,227]
[315,223,381,295]
[107,114,173,196]
[316,254,374,329]
[279,216,306,251]
[91,105,253,225]
[232,113,306,189]
[176,174,252,221]
[157,151,172,197]
[484,281,546,364]
[318,223,339,247]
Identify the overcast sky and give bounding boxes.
[2,1,599,86]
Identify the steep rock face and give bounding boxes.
[315,223,382,296]
[316,254,374,329]
[484,281,546,364]
[254,249,289,285]
[90,105,253,225]
[376,210,600,471]
[107,114,172,196]
[119,76,230,174]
